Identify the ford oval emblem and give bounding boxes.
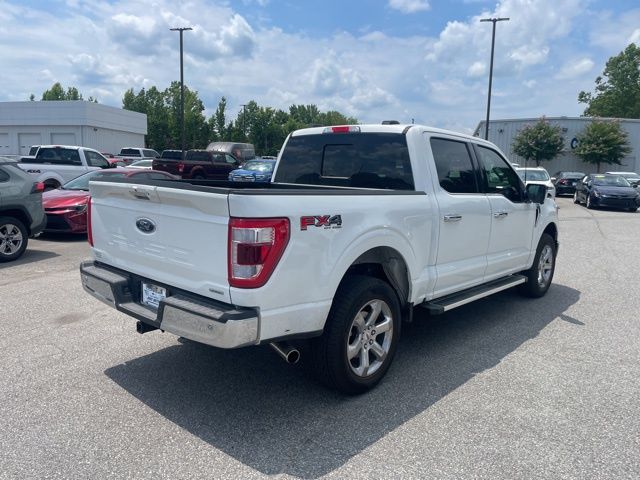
[136,218,156,234]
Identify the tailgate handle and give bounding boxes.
[129,186,157,201]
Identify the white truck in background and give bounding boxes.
[116,147,160,165]
[18,145,113,190]
[80,124,559,394]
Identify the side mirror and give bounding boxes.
[526,183,546,204]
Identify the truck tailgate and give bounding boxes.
[89,181,232,303]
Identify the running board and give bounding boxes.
[422,275,527,314]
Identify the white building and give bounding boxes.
[0,101,147,156]
[475,117,640,174]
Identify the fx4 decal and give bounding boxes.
[300,215,342,231]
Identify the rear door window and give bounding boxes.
[430,138,479,194]
[274,132,414,190]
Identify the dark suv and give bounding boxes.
[153,149,241,180]
[552,171,586,195]
[0,157,46,262]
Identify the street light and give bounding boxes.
[170,26,193,160]
[480,17,509,140]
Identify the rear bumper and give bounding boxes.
[80,261,259,349]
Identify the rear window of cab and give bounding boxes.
[273,132,414,190]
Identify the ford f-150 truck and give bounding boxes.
[80,124,558,394]
[18,145,113,190]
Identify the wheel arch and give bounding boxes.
[0,208,33,234]
[340,246,412,313]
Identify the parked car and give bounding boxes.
[43,168,177,234]
[574,173,640,211]
[153,149,241,180]
[80,123,558,394]
[128,159,153,169]
[205,141,255,164]
[228,158,276,183]
[18,145,114,190]
[604,171,640,187]
[103,155,127,168]
[552,171,586,195]
[0,157,46,262]
[116,147,160,165]
[515,167,555,198]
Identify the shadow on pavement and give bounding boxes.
[105,283,580,478]
[36,232,87,242]
[0,248,59,268]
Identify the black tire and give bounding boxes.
[306,275,402,395]
[628,206,638,212]
[519,233,556,298]
[586,195,594,209]
[0,217,29,263]
[44,180,60,191]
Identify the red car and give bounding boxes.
[43,168,177,233]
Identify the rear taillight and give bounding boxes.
[87,197,93,247]
[228,217,290,288]
[559,179,568,185]
[177,162,184,174]
[31,182,45,193]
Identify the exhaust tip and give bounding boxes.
[270,342,300,364]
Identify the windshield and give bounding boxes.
[243,161,275,173]
[592,175,631,187]
[63,170,128,190]
[516,169,549,181]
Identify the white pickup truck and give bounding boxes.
[116,147,160,165]
[18,145,113,189]
[80,124,559,394]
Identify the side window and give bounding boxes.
[430,138,479,194]
[0,168,9,182]
[475,146,523,201]
[225,154,238,164]
[85,151,109,168]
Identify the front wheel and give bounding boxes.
[519,233,556,298]
[306,275,401,394]
[586,195,594,209]
[0,217,28,262]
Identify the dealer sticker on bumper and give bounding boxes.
[142,283,166,309]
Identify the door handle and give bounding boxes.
[493,211,508,218]
[443,214,462,222]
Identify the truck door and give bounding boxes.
[428,136,491,297]
[473,145,536,280]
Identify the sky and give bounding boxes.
[0,0,639,134]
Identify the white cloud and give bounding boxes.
[467,61,485,77]
[388,0,430,14]
[555,58,595,80]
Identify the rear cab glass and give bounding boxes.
[120,149,141,157]
[273,132,414,190]
[34,147,82,166]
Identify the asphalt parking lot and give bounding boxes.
[1,197,639,479]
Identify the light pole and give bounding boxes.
[240,104,247,139]
[480,17,509,140]
[170,26,192,160]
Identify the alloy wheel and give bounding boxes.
[537,244,554,288]
[346,299,394,377]
[0,223,23,256]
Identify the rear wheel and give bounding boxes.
[628,206,638,212]
[306,275,401,394]
[44,180,60,191]
[519,233,556,298]
[0,217,28,262]
[573,192,580,204]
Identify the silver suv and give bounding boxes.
[0,157,46,262]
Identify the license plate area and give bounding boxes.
[141,282,167,309]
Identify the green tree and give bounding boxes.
[578,43,640,118]
[511,118,565,167]
[41,82,91,101]
[574,120,631,173]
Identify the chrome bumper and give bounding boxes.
[80,261,259,349]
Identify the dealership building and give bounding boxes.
[0,101,147,156]
[475,117,640,174]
